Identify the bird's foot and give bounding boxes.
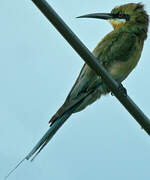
[118,84,127,97]
[111,84,127,97]
[111,92,114,96]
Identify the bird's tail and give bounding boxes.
[4,83,104,180]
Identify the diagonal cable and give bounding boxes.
[31,0,150,135]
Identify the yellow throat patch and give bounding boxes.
[108,19,126,29]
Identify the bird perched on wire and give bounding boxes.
[27,2,149,160]
[5,3,149,179]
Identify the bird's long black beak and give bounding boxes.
[77,13,113,20]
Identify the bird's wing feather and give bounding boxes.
[50,31,137,124]
[94,31,137,63]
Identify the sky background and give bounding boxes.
[0,0,150,179]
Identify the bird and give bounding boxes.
[5,2,149,179]
[27,2,149,160]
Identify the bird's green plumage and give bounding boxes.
[27,3,149,159]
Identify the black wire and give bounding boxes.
[31,0,150,135]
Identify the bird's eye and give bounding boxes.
[118,12,123,18]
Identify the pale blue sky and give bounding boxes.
[0,0,150,179]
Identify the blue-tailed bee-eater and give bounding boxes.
[5,3,149,178]
[27,2,149,160]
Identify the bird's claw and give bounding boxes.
[118,84,127,97]
[111,84,127,97]
[111,92,114,96]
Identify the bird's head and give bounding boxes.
[77,3,149,39]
